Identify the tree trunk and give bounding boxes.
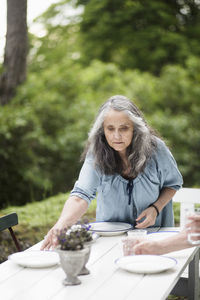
[0,0,28,105]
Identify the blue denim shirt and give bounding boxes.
[71,138,183,227]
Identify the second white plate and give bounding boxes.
[9,250,59,268]
[89,222,133,236]
[115,255,177,274]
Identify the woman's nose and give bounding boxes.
[113,130,121,139]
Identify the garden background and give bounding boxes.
[0,0,200,280]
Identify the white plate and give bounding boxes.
[8,251,59,268]
[89,222,133,236]
[115,255,177,274]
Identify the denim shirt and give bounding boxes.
[71,138,183,227]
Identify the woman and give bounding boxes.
[41,95,183,250]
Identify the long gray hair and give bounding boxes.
[82,95,158,177]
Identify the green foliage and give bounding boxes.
[0,61,90,207]
[1,0,200,207]
[76,0,200,74]
[30,0,200,74]
[147,57,200,186]
[1,193,67,229]
[1,56,200,207]
[173,202,180,226]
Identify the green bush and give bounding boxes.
[0,60,134,208]
[148,57,200,186]
[0,61,89,207]
[1,57,200,208]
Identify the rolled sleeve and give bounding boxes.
[70,155,100,205]
[156,139,183,190]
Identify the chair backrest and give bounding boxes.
[173,187,200,228]
[0,213,21,252]
[0,213,18,231]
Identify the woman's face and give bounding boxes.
[103,109,134,157]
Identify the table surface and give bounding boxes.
[0,227,199,300]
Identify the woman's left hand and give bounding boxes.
[135,207,157,228]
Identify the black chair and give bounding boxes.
[0,213,21,252]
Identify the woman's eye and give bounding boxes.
[120,127,128,131]
[107,127,114,131]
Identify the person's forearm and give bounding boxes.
[154,187,176,213]
[135,187,177,228]
[41,196,89,250]
[56,196,88,228]
[134,230,193,255]
[156,230,192,255]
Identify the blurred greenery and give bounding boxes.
[0,0,200,208]
[76,0,200,74]
[0,192,96,233]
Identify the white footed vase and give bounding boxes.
[57,247,90,286]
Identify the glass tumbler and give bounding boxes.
[122,230,147,256]
[187,208,200,245]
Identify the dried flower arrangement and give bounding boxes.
[56,222,92,251]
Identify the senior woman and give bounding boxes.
[41,95,183,250]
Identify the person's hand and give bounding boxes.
[122,237,145,256]
[40,224,63,250]
[135,207,157,228]
[186,214,200,238]
[133,240,161,255]
[186,214,200,229]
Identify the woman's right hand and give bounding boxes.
[40,196,88,250]
[40,223,63,250]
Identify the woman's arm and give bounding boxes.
[135,187,176,228]
[41,196,88,250]
[152,187,176,213]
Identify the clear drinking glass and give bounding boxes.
[121,230,147,256]
[187,208,200,245]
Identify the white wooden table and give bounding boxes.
[0,228,199,300]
